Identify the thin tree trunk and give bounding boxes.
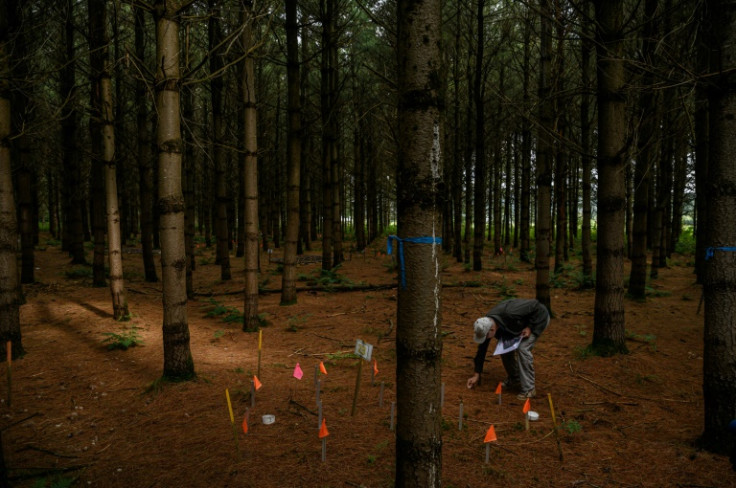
[282,0,301,305]
[592,0,627,355]
[536,0,553,311]
[580,1,593,285]
[62,0,85,264]
[155,0,194,380]
[629,0,658,299]
[520,7,532,263]
[395,0,443,484]
[242,1,260,332]
[320,0,334,270]
[472,0,485,272]
[90,0,127,319]
[0,3,23,354]
[183,24,196,299]
[136,6,158,283]
[209,0,231,281]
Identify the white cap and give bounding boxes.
[473,317,493,343]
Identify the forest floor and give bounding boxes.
[2,235,735,488]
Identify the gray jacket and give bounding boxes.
[487,298,550,337]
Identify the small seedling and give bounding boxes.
[561,419,582,434]
[102,325,143,350]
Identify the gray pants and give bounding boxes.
[501,333,538,394]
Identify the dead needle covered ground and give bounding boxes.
[2,240,735,487]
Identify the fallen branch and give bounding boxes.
[574,373,693,404]
[288,399,317,416]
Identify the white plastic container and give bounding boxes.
[527,411,539,421]
[262,414,275,425]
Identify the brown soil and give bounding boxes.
[2,239,734,488]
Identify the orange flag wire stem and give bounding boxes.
[319,418,330,438]
[253,375,262,391]
[484,425,498,443]
[319,361,328,375]
[522,398,531,414]
[494,382,502,395]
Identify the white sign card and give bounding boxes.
[354,339,373,361]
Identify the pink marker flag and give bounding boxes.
[293,362,304,380]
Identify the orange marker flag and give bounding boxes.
[494,382,502,395]
[373,359,379,376]
[522,398,531,414]
[253,375,262,391]
[484,425,497,443]
[242,414,249,434]
[319,361,328,375]
[319,418,330,438]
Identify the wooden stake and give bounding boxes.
[6,341,11,408]
[316,379,321,407]
[390,401,395,431]
[378,381,384,407]
[257,329,262,379]
[547,393,564,462]
[225,389,241,458]
[351,360,363,416]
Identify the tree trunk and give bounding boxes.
[520,7,532,263]
[395,0,443,484]
[452,0,463,263]
[472,0,485,272]
[694,1,711,284]
[536,0,553,311]
[702,0,736,456]
[0,2,23,355]
[136,7,158,283]
[90,0,127,320]
[61,0,86,264]
[183,24,196,299]
[209,0,231,281]
[592,0,627,355]
[281,0,301,305]
[580,1,593,285]
[154,0,194,380]
[320,0,333,270]
[242,1,260,332]
[629,0,658,300]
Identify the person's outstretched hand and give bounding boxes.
[467,373,480,389]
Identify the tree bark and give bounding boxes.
[281,0,301,305]
[536,0,553,311]
[592,0,627,355]
[61,0,86,265]
[580,1,593,285]
[472,0,485,272]
[209,0,231,281]
[702,0,736,456]
[242,1,260,332]
[0,0,23,356]
[90,0,128,320]
[154,0,195,380]
[395,0,443,485]
[136,7,158,283]
[629,0,658,300]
